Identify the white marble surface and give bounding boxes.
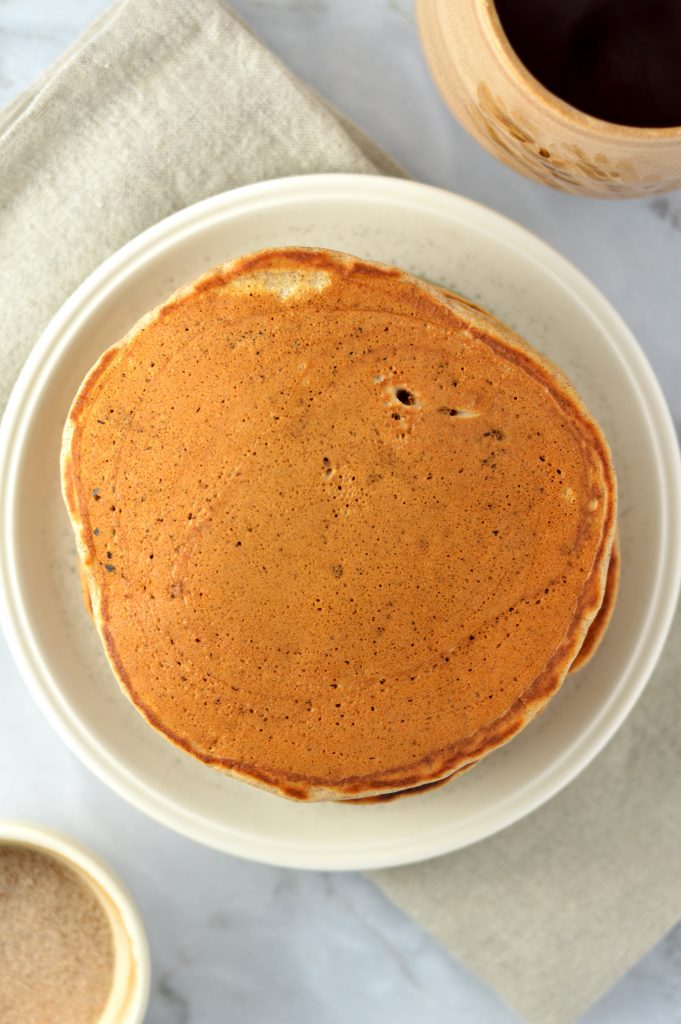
[1,1,681,1022]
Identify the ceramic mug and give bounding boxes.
[417,0,681,198]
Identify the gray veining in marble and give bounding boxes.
[1,2,680,1022]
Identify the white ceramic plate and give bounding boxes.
[1,175,679,870]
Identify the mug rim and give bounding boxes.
[482,0,681,140]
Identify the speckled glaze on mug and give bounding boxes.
[417,0,681,197]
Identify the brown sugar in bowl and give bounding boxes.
[0,822,149,1024]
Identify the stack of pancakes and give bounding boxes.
[62,247,617,802]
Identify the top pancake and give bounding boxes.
[62,247,617,800]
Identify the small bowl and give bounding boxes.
[0,821,150,1024]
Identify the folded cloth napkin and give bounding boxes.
[1,2,679,1022]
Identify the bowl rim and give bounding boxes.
[0,820,150,1022]
[0,173,680,869]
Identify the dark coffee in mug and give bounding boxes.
[494,0,681,128]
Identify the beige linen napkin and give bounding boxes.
[1,2,679,1022]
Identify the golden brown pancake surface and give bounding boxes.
[62,247,617,800]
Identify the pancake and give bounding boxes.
[436,287,621,678]
[62,247,617,801]
[350,760,478,803]
[352,540,620,805]
[570,532,620,671]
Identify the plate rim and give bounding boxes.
[1,173,680,870]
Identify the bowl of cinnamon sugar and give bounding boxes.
[0,822,149,1024]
